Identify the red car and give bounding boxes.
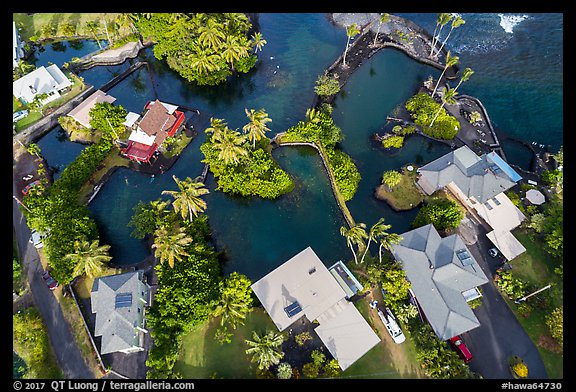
[449,335,473,363]
[42,270,58,291]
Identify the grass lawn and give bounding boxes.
[504,228,563,379]
[374,165,424,211]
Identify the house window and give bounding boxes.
[492,197,501,206]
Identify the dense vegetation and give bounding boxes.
[411,196,464,231]
[282,106,361,201]
[134,13,263,86]
[405,92,460,140]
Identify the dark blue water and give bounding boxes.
[35,13,562,279]
[30,39,106,68]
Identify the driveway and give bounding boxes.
[456,214,548,379]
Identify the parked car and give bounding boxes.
[488,248,499,257]
[377,307,406,344]
[29,229,44,248]
[449,335,473,363]
[42,270,58,291]
[13,110,29,123]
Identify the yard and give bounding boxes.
[374,165,424,211]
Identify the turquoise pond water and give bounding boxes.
[34,13,563,280]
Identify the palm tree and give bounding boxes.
[198,18,225,50]
[435,15,466,57]
[342,23,361,67]
[86,21,103,50]
[340,223,368,264]
[152,224,192,268]
[251,32,267,53]
[360,218,392,263]
[205,117,228,139]
[26,143,42,159]
[162,175,209,222]
[243,108,272,149]
[212,127,249,165]
[213,289,251,330]
[221,35,244,66]
[430,87,458,127]
[371,13,391,47]
[189,48,220,75]
[382,170,402,190]
[64,237,112,279]
[377,232,403,263]
[453,67,474,93]
[245,330,285,370]
[429,13,453,57]
[431,51,459,98]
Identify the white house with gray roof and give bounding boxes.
[390,224,489,341]
[91,271,150,355]
[13,64,72,105]
[416,145,526,261]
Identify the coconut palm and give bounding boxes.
[152,224,192,268]
[221,35,244,66]
[245,330,285,370]
[360,218,392,263]
[340,223,368,264]
[205,117,228,139]
[453,67,474,93]
[65,237,112,279]
[213,277,253,330]
[162,175,209,222]
[86,21,103,50]
[431,51,459,98]
[188,49,220,75]
[26,143,42,159]
[342,23,361,67]
[429,13,453,57]
[377,232,403,263]
[382,170,402,190]
[212,127,249,165]
[430,87,458,127]
[243,108,272,149]
[371,13,391,47]
[198,18,225,50]
[251,32,267,53]
[435,15,466,57]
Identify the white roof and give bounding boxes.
[123,112,141,127]
[486,230,526,261]
[474,192,526,233]
[148,100,178,115]
[251,247,380,370]
[13,64,71,103]
[525,189,546,205]
[128,128,156,146]
[67,90,116,128]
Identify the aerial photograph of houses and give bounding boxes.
[13,12,563,384]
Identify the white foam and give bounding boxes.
[498,14,529,34]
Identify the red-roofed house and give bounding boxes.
[121,100,186,163]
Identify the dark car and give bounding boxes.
[449,335,473,363]
[42,270,58,291]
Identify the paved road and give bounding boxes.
[13,164,95,379]
[457,214,548,379]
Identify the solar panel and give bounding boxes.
[284,301,302,318]
[456,249,474,266]
[115,293,133,309]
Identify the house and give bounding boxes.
[390,224,489,341]
[13,64,72,105]
[67,90,116,128]
[121,99,186,164]
[416,145,526,260]
[251,247,380,371]
[91,271,150,355]
[13,21,24,68]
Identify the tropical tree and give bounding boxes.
[371,13,391,47]
[211,126,249,165]
[26,143,42,159]
[205,117,228,139]
[251,31,267,53]
[342,23,361,67]
[64,237,112,279]
[198,18,225,50]
[86,21,103,49]
[340,223,368,264]
[377,232,403,263]
[221,35,244,66]
[429,13,453,57]
[152,224,192,268]
[243,108,272,149]
[245,330,285,370]
[430,87,458,127]
[213,272,253,331]
[382,170,402,189]
[360,218,392,263]
[188,49,220,75]
[431,51,459,98]
[453,67,474,93]
[435,15,466,57]
[162,175,209,222]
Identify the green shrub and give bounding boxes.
[405,93,460,139]
[382,134,405,149]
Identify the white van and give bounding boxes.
[30,230,44,249]
[377,307,406,344]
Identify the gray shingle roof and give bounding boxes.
[391,224,489,340]
[91,271,149,354]
[417,146,518,203]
